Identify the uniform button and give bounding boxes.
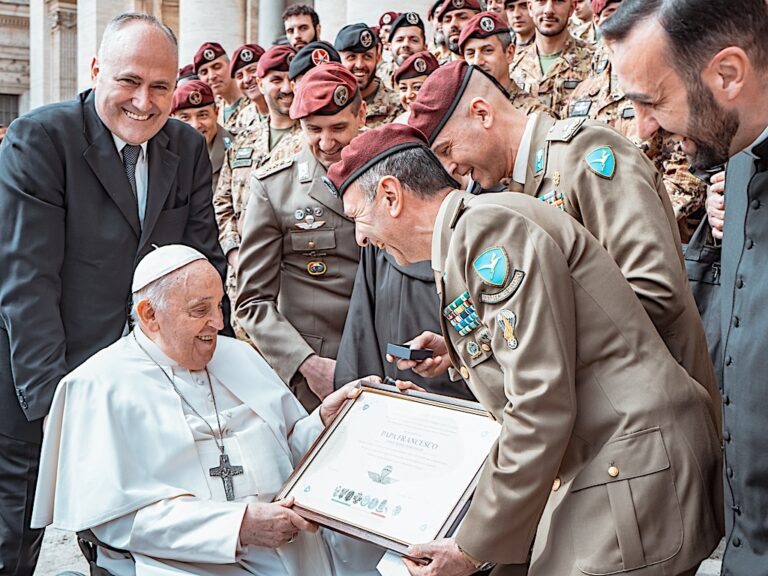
[608,466,620,478]
[727,466,734,478]
[751,199,761,210]
[460,366,470,380]
[733,536,742,547]
[552,477,562,491]
[480,344,491,352]
[308,240,316,248]
[736,277,744,289]
[733,316,741,328]
[726,356,733,367]
[746,238,754,250]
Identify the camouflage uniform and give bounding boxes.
[510,33,594,119]
[230,98,264,134]
[364,79,404,127]
[214,119,305,339]
[571,19,597,45]
[509,87,553,116]
[215,96,248,133]
[567,42,705,239]
[378,59,397,91]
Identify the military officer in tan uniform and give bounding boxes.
[229,43,269,134]
[335,23,403,128]
[567,0,705,240]
[194,42,246,133]
[327,123,722,576]
[510,0,593,118]
[235,64,365,411]
[214,45,304,337]
[170,80,233,193]
[409,61,722,428]
[458,11,552,116]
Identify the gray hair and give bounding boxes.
[354,146,459,203]
[98,12,178,64]
[130,266,189,326]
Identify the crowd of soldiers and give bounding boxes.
[166,0,707,411]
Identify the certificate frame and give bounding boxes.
[275,382,498,556]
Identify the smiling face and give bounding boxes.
[398,75,428,110]
[301,102,366,168]
[173,104,218,146]
[340,49,380,91]
[463,35,515,89]
[258,70,294,118]
[442,9,477,52]
[610,17,739,171]
[390,26,427,65]
[197,55,232,98]
[144,260,225,371]
[507,0,535,37]
[235,62,262,100]
[528,0,573,37]
[91,22,177,146]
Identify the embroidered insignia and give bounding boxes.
[585,146,616,179]
[203,48,216,61]
[570,99,591,117]
[189,91,203,106]
[406,12,419,25]
[313,207,324,217]
[312,48,330,66]
[235,147,253,159]
[466,341,482,359]
[443,292,481,336]
[286,53,295,65]
[294,209,305,220]
[307,261,327,276]
[480,269,526,304]
[538,190,566,211]
[563,118,582,140]
[473,247,509,287]
[553,171,561,187]
[453,0,465,8]
[334,85,349,107]
[298,162,311,183]
[480,16,495,32]
[535,148,545,173]
[382,13,393,24]
[241,49,253,62]
[360,30,374,49]
[496,309,519,350]
[621,107,636,119]
[414,58,427,73]
[296,215,325,230]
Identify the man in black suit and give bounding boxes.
[0,13,226,573]
[604,2,768,574]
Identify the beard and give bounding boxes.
[536,19,567,37]
[685,78,740,172]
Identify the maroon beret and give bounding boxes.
[326,124,432,197]
[290,63,360,120]
[436,0,482,22]
[193,42,227,73]
[257,45,296,78]
[393,51,440,85]
[379,11,399,26]
[408,60,473,143]
[458,11,510,51]
[230,44,265,78]
[171,80,215,114]
[591,0,621,15]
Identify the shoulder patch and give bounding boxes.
[585,146,616,179]
[546,117,587,143]
[473,247,509,287]
[255,157,294,180]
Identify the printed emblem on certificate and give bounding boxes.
[276,383,501,555]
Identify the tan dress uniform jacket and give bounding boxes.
[513,114,721,430]
[208,124,233,194]
[567,43,706,239]
[510,34,594,119]
[235,146,360,410]
[364,79,404,128]
[433,191,722,575]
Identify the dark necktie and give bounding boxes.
[122,144,142,197]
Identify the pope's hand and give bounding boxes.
[402,538,478,576]
[319,377,380,426]
[239,497,317,549]
[387,331,452,378]
[299,354,336,400]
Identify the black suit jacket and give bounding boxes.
[0,90,227,443]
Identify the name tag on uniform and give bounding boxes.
[235,147,253,159]
[231,158,253,169]
[570,100,592,117]
[621,107,636,119]
[563,80,581,90]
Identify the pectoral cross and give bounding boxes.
[209,453,244,501]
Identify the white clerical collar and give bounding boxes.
[133,327,181,368]
[744,124,768,159]
[512,113,538,185]
[112,134,148,158]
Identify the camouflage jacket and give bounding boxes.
[364,79,404,128]
[230,98,264,135]
[214,120,305,256]
[510,33,594,119]
[571,19,597,45]
[509,85,553,116]
[378,59,396,91]
[567,42,705,234]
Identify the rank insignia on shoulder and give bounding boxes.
[585,146,616,179]
[473,247,509,287]
[538,190,566,211]
[496,309,519,350]
[535,148,545,173]
[480,269,525,304]
[443,292,481,336]
[298,162,311,183]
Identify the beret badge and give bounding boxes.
[188,90,203,106]
[334,84,350,107]
[203,48,216,61]
[480,16,495,32]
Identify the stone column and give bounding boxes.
[77,0,128,92]
[257,0,285,47]
[178,0,245,65]
[49,1,78,103]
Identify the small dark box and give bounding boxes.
[386,343,434,361]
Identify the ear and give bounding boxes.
[256,77,264,92]
[702,47,749,104]
[136,299,160,332]
[505,42,516,65]
[90,56,100,84]
[378,176,404,218]
[468,97,494,129]
[357,100,368,127]
[316,24,322,38]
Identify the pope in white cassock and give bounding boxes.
[31,245,385,575]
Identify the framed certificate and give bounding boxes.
[276,383,501,555]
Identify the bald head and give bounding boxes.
[98,13,177,67]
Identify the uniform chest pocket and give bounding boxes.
[569,428,683,575]
[290,229,337,252]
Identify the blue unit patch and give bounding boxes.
[443,292,481,336]
[585,146,616,179]
[473,247,509,287]
[535,148,545,173]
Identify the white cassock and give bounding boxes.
[32,329,383,576]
